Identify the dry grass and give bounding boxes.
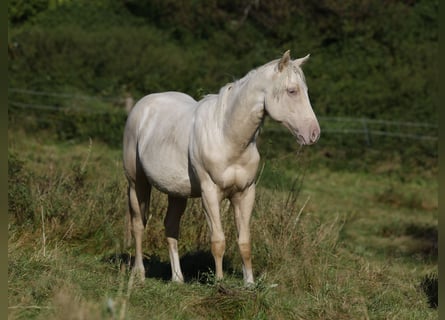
[8,129,437,319]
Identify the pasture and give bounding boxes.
[8,120,437,319]
[8,1,438,318]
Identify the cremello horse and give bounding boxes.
[123,50,320,285]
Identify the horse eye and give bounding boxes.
[287,88,298,95]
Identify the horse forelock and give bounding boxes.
[272,64,292,100]
[272,63,306,100]
[293,64,306,84]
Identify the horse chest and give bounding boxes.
[208,151,260,193]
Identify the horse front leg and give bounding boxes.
[230,184,255,285]
[201,181,225,281]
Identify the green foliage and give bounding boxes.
[8,0,437,122]
[54,109,127,148]
[9,104,127,148]
[8,0,48,25]
[302,0,438,122]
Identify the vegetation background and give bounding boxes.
[8,0,438,319]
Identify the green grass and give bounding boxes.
[8,128,437,319]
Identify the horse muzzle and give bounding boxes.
[297,122,320,145]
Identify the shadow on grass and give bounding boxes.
[381,223,438,261]
[381,223,438,309]
[420,273,438,309]
[404,224,438,259]
[407,224,438,309]
[106,250,234,283]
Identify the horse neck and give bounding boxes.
[220,71,266,152]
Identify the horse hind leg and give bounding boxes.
[164,195,187,282]
[127,178,152,283]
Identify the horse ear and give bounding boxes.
[278,50,291,72]
[294,54,310,67]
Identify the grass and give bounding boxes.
[8,127,437,319]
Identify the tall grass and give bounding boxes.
[8,129,437,319]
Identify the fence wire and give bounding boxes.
[9,88,438,142]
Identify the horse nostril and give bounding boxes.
[311,126,320,143]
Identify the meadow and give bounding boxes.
[8,1,438,318]
[8,117,437,319]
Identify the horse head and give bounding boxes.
[264,50,320,145]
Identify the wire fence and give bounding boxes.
[316,116,437,142]
[9,87,438,143]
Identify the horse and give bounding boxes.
[123,50,320,285]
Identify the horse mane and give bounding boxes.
[204,56,307,111]
[237,58,307,101]
[215,83,234,128]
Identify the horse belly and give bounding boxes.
[140,134,200,197]
[143,155,194,197]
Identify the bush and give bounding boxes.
[9,104,127,148]
[9,0,437,123]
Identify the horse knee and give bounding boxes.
[238,242,251,261]
[132,217,145,235]
[211,239,226,259]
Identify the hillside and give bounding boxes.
[8,1,438,319]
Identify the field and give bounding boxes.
[8,119,437,319]
[8,1,438,318]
